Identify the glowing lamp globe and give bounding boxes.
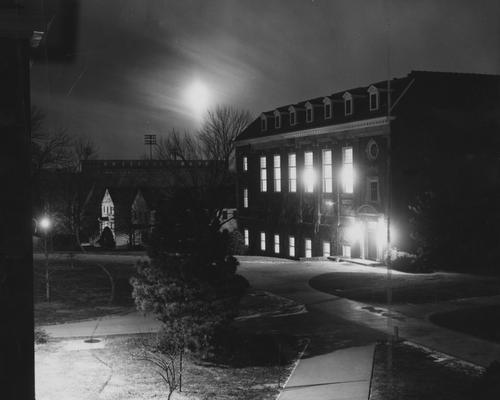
[39,217,51,231]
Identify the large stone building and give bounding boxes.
[235,71,500,261]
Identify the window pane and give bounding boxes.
[288,153,296,193]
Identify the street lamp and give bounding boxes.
[39,215,52,302]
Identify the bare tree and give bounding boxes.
[199,105,252,170]
[73,134,99,171]
[155,129,203,161]
[31,106,73,173]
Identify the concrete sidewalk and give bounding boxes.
[40,311,161,338]
[279,343,375,400]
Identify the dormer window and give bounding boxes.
[323,97,332,119]
[261,114,267,131]
[343,92,353,116]
[289,106,296,125]
[368,86,379,111]
[274,110,281,128]
[305,102,313,123]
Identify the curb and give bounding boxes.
[276,337,310,400]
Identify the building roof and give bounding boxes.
[236,70,500,143]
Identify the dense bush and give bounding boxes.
[97,227,115,249]
[390,251,432,273]
[131,188,249,357]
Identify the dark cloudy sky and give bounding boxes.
[31,0,500,159]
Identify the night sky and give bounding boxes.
[30,0,500,159]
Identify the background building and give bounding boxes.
[235,71,500,262]
[81,159,232,247]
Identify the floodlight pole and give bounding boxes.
[144,134,157,160]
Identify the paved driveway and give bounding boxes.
[237,257,500,367]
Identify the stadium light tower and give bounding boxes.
[144,134,157,160]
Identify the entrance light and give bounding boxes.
[345,221,363,243]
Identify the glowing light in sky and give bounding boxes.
[183,79,211,120]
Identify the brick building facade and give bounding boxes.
[235,71,500,261]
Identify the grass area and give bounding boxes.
[370,341,482,400]
[309,271,500,304]
[35,253,301,326]
[430,305,500,343]
[34,254,139,325]
[35,334,301,400]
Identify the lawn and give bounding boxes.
[35,333,302,400]
[309,270,500,304]
[34,253,302,326]
[370,341,483,400]
[429,305,500,343]
[34,253,140,325]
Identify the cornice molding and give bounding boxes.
[236,116,393,147]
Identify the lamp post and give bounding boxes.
[39,216,52,302]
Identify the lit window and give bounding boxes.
[368,86,379,111]
[343,92,353,116]
[261,115,267,131]
[288,153,296,192]
[342,147,354,194]
[306,103,313,122]
[322,149,333,193]
[324,98,332,119]
[273,155,281,192]
[323,241,331,257]
[243,156,248,171]
[275,111,281,128]
[305,238,312,258]
[243,188,248,208]
[274,234,280,254]
[260,232,266,251]
[289,107,296,125]
[342,245,351,258]
[244,229,249,246]
[304,151,314,193]
[289,236,295,257]
[260,156,267,192]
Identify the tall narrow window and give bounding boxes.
[289,236,295,257]
[342,245,351,258]
[261,115,267,131]
[367,177,379,202]
[273,155,281,192]
[305,238,312,258]
[290,108,296,125]
[324,98,332,119]
[260,156,267,192]
[304,151,314,193]
[274,234,280,254]
[306,103,313,122]
[243,188,248,208]
[275,112,281,128]
[288,153,296,192]
[244,229,249,246]
[343,92,353,116]
[368,86,379,111]
[260,232,266,251]
[243,156,248,171]
[322,149,333,193]
[323,241,331,257]
[342,147,354,194]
